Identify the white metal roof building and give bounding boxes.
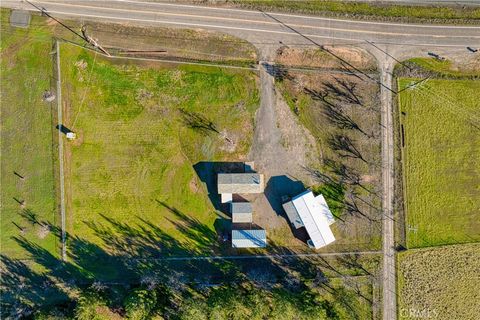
[231,202,253,223]
[231,229,267,248]
[283,190,336,249]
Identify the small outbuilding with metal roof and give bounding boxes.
[218,173,264,195]
[231,202,253,223]
[231,229,267,248]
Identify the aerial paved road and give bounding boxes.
[2,0,480,48]
[3,1,479,320]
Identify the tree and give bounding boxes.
[124,287,157,320]
[180,109,219,136]
[324,77,363,106]
[329,135,367,163]
[177,298,208,320]
[322,101,368,136]
[74,289,109,320]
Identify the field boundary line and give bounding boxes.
[55,40,67,261]
[397,78,410,249]
[61,40,259,71]
[129,250,381,261]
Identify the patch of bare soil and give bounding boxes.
[276,46,376,70]
[453,53,480,73]
[56,21,257,63]
[275,69,383,251]
[189,177,200,193]
[220,129,238,153]
[36,223,51,239]
[274,91,318,177]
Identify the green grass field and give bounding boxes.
[397,243,480,320]
[60,45,259,258]
[1,14,58,259]
[404,57,480,78]
[398,78,480,248]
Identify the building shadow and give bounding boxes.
[192,161,251,213]
[264,175,310,244]
[55,124,73,135]
[264,175,305,216]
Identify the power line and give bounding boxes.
[365,40,412,71]
[260,10,398,94]
[25,1,110,55]
[397,77,430,94]
[25,0,87,42]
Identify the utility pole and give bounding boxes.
[25,0,110,56]
[81,25,111,56]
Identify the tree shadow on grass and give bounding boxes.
[2,200,374,319]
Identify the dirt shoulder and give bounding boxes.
[50,17,258,66]
[276,46,377,71]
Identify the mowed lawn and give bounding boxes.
[397,244,480,320]
[398,78,480,248]
[0,14,58,259]
[60,45,259,257]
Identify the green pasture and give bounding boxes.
[398,78,480,248]
[1,13,58,259]
[60,45,259,258]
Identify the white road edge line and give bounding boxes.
[104,0,480,29]
[26,0,480,38]
[23,9,476,47]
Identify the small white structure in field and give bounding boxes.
[66,132,76,140]
[283,190,335,249]
[232,229,266,248]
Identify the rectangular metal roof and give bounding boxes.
[232,212,253,223]
[217,173,264,194]
[232,229,267,248]
[291,190,335,249]
[231,203,253,223]
[315,194,335,225]
[231,202,252,214]
[282,201,304,229]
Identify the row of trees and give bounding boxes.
[33,281,340,320]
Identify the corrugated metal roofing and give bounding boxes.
[232,229,267,248]
[282,201,304,229]
[291,190,335,249]
[231,202,253,223]
[315,194,335,226]
[232,212,253,223]
[217,173,264,194]
[231,202,252,214]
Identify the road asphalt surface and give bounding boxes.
[3,0,480,48]
[3,1,479,320]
